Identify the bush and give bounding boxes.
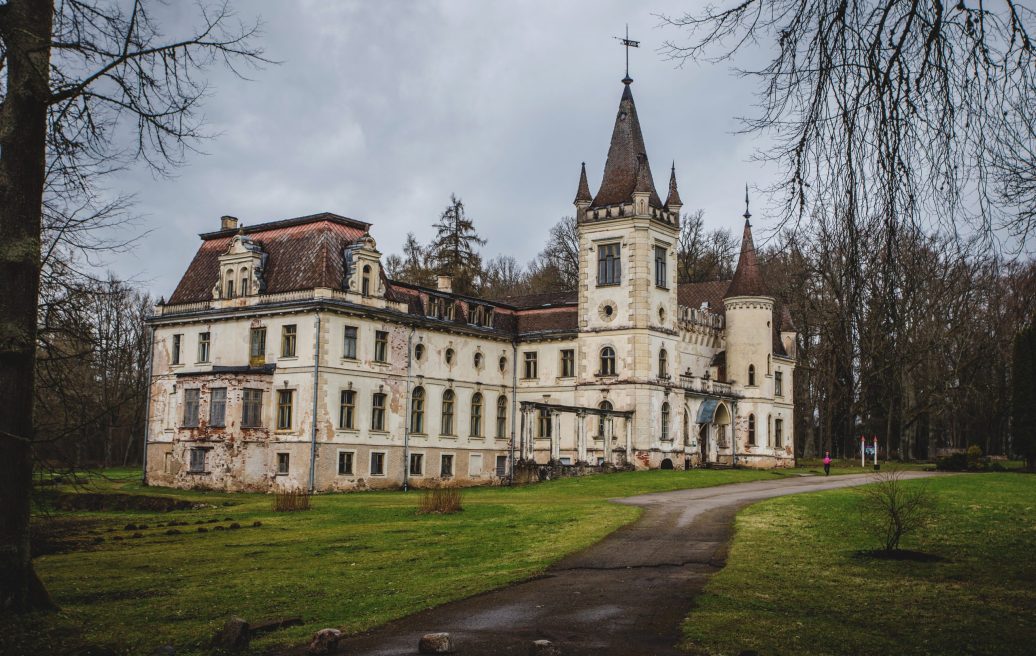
[418,482,463,514]
[935,452,968,471]
[858,469,934,551]
[966,444,983,470]
[273,489,311,512]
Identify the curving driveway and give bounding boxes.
[332,472,936,656]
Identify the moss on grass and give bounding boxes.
[681,473,1036,656]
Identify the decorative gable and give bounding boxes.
[212,232,266,300]
[343,233,385,298]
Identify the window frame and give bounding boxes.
[281,324,297,358]
[441,389,456,436]
[276,389,294,430]
[775,418,784,447]
[242,388,263,428]
[654,244,668,289]
[523,351,538,379]
[599,346,616,376]
[775,371,783,396]
[469,453,483,477]
[538,408,552,438]
[658,348,668,378]
[209,387,227,427]
[171,334,182,365]
[343,325,358,360]
[409,452,424,476]
[440,453,454,478]
[748,364,756,386]
[470,392,483,437]
[182,388,200,428]
[249,327,266,361]
[747,413,756,446]
[597,242,621,286]
[369,451,386,477]
[197,332,210,363]
[276,452,290,476]
[661,402,671,441]
[410,387,425,434]
[188,447,208,473]
[495,395,508,438]
[560,349,575,378]
[339,389,356,429]
[337,449,355,476]
[374,330,388,363]
[371,392,387,431]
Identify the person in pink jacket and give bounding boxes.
[823,451,832,476]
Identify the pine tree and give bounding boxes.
[1012,320,1036,470]
[428,194,486,295]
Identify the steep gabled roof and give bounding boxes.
[590,82,662,210]
[168,214,367,304]
[574,162,593,204]
[665,163,682,208]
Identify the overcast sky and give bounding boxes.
[108,1,779,299]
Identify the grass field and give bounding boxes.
[681,473,1036,656]
[5,466,792,656]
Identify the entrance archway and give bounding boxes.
[660,458,674,470]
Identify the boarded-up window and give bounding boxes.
[469,453,483,476]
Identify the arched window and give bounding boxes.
[658,349,668,378]
[470,393,483,437]
[661,402,670,440]
[748,364,756,386]
[474,352,483,368]
[362,264,371,296]
[225,270,235,298]
[441,389,455,435]
[748,413,756,445]
[600,347,616,376]
[410,387,425,433]
[767,414,772,447]
[240,267,250,296]
[496,395,508,438]
[598,400,612,438]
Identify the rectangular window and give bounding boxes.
[440,454,454,478]
[276,452,290,475]
[339,390,355,429]
[409,452,424,476]
[343,326,358,359]
[654,245,668,288]
[172,334,182,365]
[242,388,263,427]
[209,387,227,427]
[183,389,200,427]
[374,330,388,362]
[370,451,385,476]
[775,371,783,397]
[371,392,386,431]
[469,453,483,476]
[189,448,207,473]
[523,351,538,379]
[338,451,354,475]
[197,332,210,363]
[775,419,784,447]
[538,408,552,438]
[495,455,508,477]
[281,324,297,358]
[277,389,293,430]
[249,327,266,364]
[496,397,507,439]
[560,349,575,378]
[597,243,621,286]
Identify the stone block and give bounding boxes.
[418,632,455,654]
[308,628,343,655]
[211,617,250,651]
[530,639,561,655]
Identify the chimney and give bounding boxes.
[436,275,453,293]
[221,215,239,230]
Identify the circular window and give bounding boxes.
[445,348,455,365]
[499,356,507,372]
[598,301,617,322]
[414,343,425,360]
[474,352,483,368]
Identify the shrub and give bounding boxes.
[966,444,983,470]
[418,481,463,514]
[858,469,934,552]
[935,453,968,471]
[273,489,311,512]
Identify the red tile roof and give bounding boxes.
[725,220,769,298]
[677,280,731,315]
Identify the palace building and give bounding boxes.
[143,77,797,491]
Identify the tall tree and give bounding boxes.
[676,209,737,283]
[662,1,1036,245]
[428,194,486,295]
[0,0,264,613]
[536,216,579,291]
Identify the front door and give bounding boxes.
[699,423,710,463]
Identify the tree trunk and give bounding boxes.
[0,0,56,613]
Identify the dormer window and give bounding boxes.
[362,265,371,296]
[213,231,265,300]
[240,267,249,296]
[225,272,235,298]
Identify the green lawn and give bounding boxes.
[681,473,1036,656]
[5,467,788,656]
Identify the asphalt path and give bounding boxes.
[328,472,937,656]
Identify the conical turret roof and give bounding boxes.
[725,218,769,298]
[665,162,682,208]
[574,162,593,203]
[591,82,662,210]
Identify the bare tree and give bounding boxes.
[0,0,265,613]
[662,1,1036,246]
[536,216,579,290]
[858,469,934,552]
[676,209,737,283]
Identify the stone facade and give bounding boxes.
[144,79,797,492]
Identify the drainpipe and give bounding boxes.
[509,340,518,485]
[731,399,738,468]
[308,313,322,493]
[141,325,157,486]
[403,325,415,492]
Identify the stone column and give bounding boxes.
[551,411,562,461]
[604,416,613,464]
[576,411,587,463]
[625,417,633,463]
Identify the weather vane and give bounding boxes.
[614,24,639,84]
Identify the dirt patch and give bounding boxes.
[31,517,105,556]
[854,549,947,562]
[49,492,205,512]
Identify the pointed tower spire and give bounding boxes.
[725,193,769,298]
[574,162,592,204]
[665,162,683,208]
[591,83,662,210]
